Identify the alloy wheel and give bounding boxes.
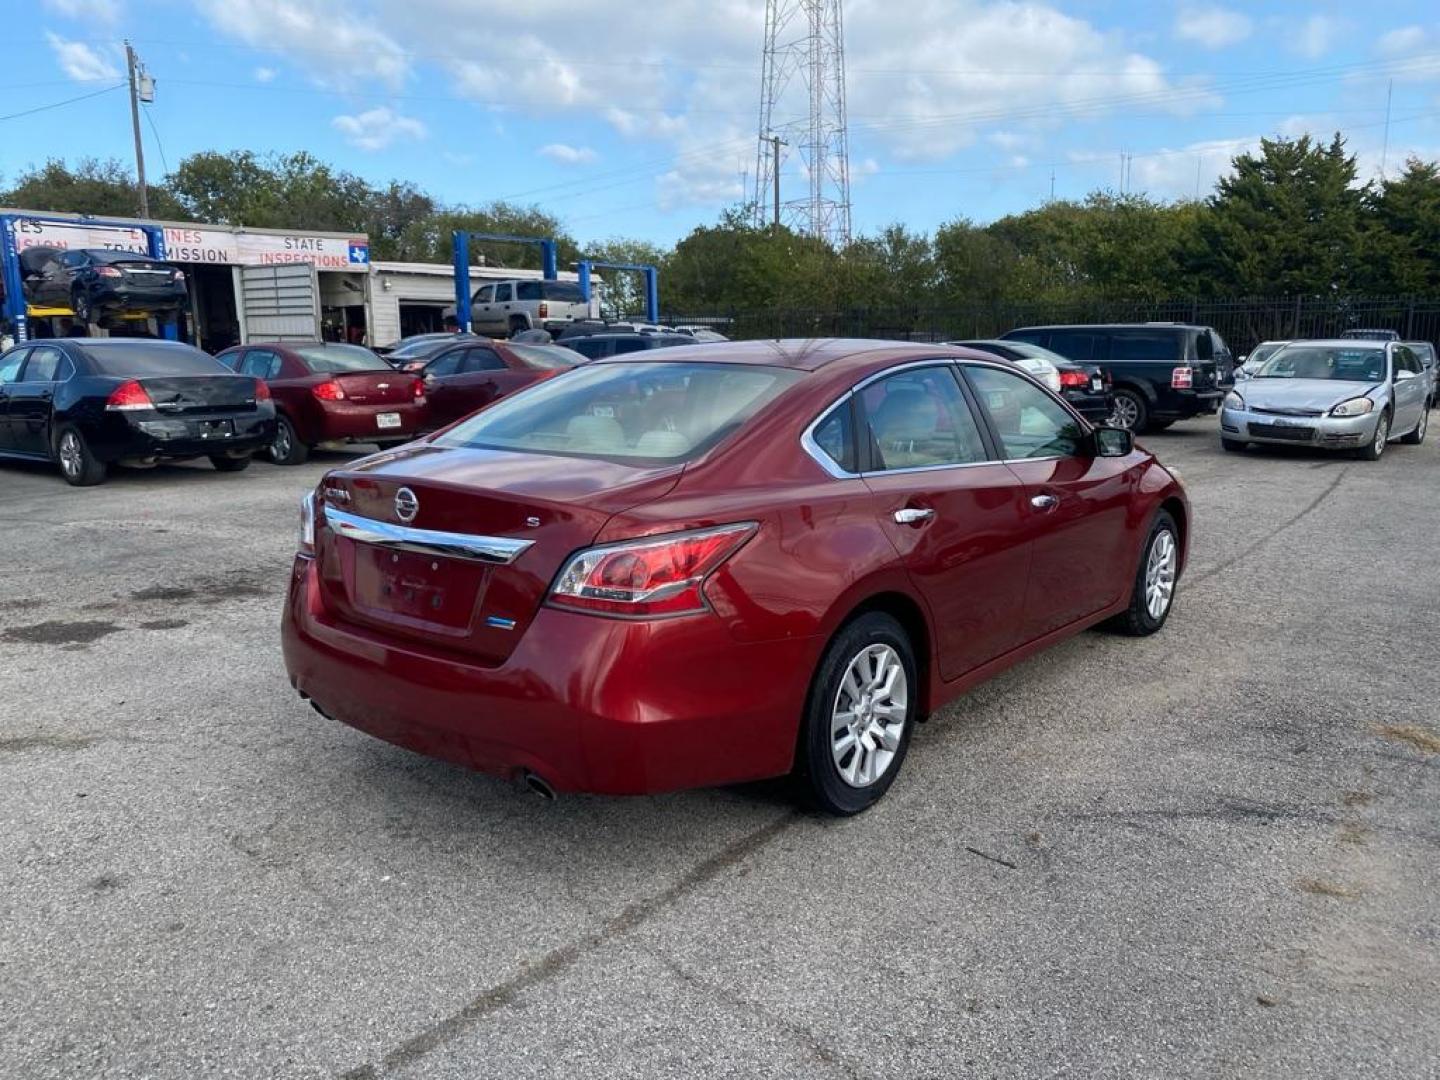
[1110,395,1139,430]
[59,432,83,479]
[1374,414,1389,456]
[1418,409,1428,441]
[272,421,292,462]
[831,643,908,788]
[1145,528,1177,621]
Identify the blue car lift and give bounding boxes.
[452,231,559,333]
[0,212,178,343]
[576,261,659,325]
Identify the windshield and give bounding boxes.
[294,344,387,373]
[432,361,802,463]
[506,343,586,370]
[1243,342,1285,369]
[1255,345,1386,383]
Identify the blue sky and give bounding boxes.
[5,0,1440,249]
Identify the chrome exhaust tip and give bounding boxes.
[518,770,556,801]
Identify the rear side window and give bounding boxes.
[1195,331,1213,361]
[495,284,513,302]
[81,344,229,376]
[1109,331,1180,363]
[242,350,283,379]
[20,346,64,382]
[809,400,857,474]
[1208,330,1229,357]
[567,338,609,360]
[1046,331,1102,362]
[462,348,508,372]
[860,366,988,471]
[541,282,585,302]
[516,281,541,301]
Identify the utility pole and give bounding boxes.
[125,41,149,219]
[768,135,785,228]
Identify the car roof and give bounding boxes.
[590,338,980,373]
[51,337,192,349]
[1279,339,1386,349]
[1009,323,1208,332]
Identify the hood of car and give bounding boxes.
[1242,378,1380,412]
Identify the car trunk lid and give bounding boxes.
[139,375,260,414]
[314,444,683,664]
[332,370,416,406]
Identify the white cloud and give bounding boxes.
[253,66,276,83]
[1378,26,1427,55]
[45,32,120,81]
[1174,7,1253,49]
[197,0,410,91]
[331,107,427,151]
[1289,15,1341,59]
[43,0,120,23]
[538,143,598,165]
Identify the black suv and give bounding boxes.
[1001,323,1233,432]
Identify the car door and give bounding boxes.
[418,348,470,425]
[962,362,1138,638]
[470,285,497,334]
[8,345,68,455]
[0,348,29,451]
[856,363,1033,681]
[492,283,514,329]
[425,346,515,426]
[1391,346,1426,431]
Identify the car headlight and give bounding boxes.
[1330,397,1375,417]
[1223,391,1245,410]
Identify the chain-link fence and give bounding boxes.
[667,297,1440,354]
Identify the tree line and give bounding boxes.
[3,135,1438,316]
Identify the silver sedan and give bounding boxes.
[1220,340,1430,460]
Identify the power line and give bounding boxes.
[0,82,125,124]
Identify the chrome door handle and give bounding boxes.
[1030,494,1059,511]
[893,507,935,525]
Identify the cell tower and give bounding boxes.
[754,0,852,247]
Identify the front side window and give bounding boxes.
[860,366,988,471]
[433,361,801,463]
[0,349,29,383]
[473,286,494,304]
[966,364,1085,460]
[462,348,507,372]
[425,351,464,377]
[241,350,279,379]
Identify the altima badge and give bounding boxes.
[394,487,419,523]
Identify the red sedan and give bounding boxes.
[283,340,1189,814]
[413,339,588,429]
[217,341,426,465]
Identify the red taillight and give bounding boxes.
[1058,370,1090,389]
[411,378,425,399]
[538,301,549,318]
[254,379,272,402]
[106,379,152,411]
[312,379,346,401]
[547,523,757,618]
[96,266,123,278]
[1171,366,1194,389]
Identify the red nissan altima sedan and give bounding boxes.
[283,339,1189,814]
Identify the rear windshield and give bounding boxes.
[388,337,457,359]
[293,344,387,373]
[432,361,802,463]
[506,343,586,370]
[82,343,230,377]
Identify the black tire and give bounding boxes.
[71,288,93,326]
[1109,388,1149,433]
[1400,405,1427,445]
[1354,410,1390,461]
[53,424,107,486]
[1149,420,1175,431]
[209,453,251,472]
[796,612,917,816]
[267,415,309,465]
[1110,510,1179,637]
[1221,437,1247,452]
[508,316,528,338]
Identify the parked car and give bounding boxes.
[1341,328,1400,341]
[215,341,425,466]
[1220,340,1429,459]
[0,338,273,486]
[20,247,188,325]
[1234,340,1290,381]
[469,280,591,337]
[674,326,730,342]
[1003,323,1231,432]
[563,332,699,361]
[376,332,477,362]
[417,340,588,429]
[283,340,1189,813]
[949,339,1112,422]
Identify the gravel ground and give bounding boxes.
[1,418,1437,1080]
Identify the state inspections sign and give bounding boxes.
[163,227,369,270]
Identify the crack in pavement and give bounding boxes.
[1186,465,1350,588]
[337,810,801,1079]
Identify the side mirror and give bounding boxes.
[1396,369,1416,381]
[1093,426,1133,458]
[1237,354,1248,364]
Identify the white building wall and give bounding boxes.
[367,263,581,346]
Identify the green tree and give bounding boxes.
[582,237,667,316]
[1359,158,1440,294]
[0,157,191,221]
[1196,134,1366,295]
[397,204,580,268]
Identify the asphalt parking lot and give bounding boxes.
[2,420,1438,1080]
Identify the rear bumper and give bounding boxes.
[1156,389,1223,421]
[92,408,275,463]
[90,284,188,310]
[1062,389,1112,422]
[314,401,428,443]
[281,556,818,795]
